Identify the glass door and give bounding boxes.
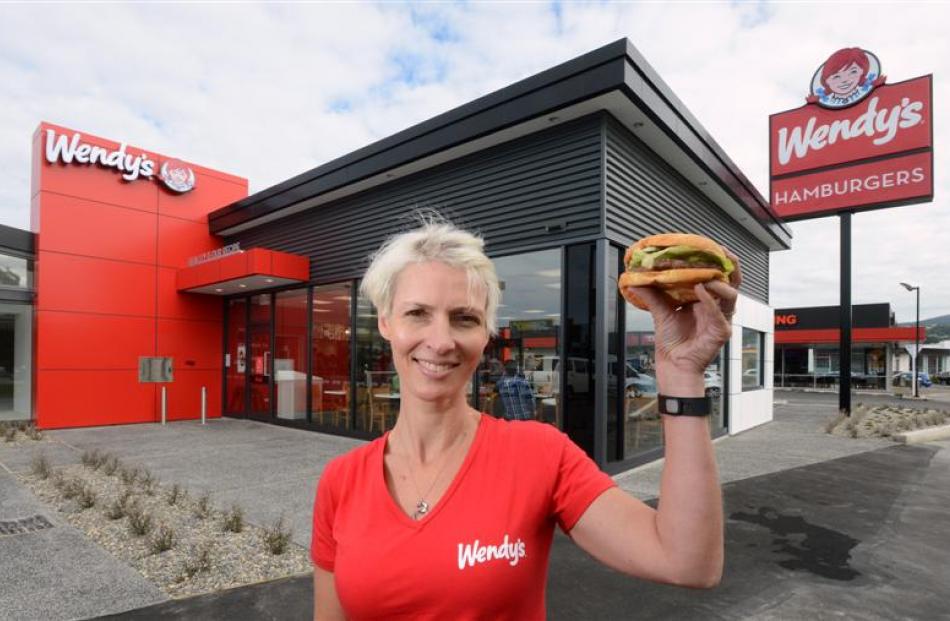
[248,294,273,420]
[225,298,247,416]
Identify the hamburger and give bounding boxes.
[618,233,735,310]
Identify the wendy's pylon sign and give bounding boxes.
[769,48,932,221]
[44,129,196,193]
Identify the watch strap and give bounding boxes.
[658,394,711,417]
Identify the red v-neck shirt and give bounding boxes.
[311,413,617,620]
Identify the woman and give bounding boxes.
[312,219,737,620]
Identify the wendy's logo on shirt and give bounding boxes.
[457,534,527,570]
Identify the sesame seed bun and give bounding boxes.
[619,233,730,310]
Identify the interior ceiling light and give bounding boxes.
[523,309,545,314]
[238,284,247,288]
[544,283,561,289]
[265,278,274,283]
[536,269,561,278]
[548,115,559,122]
[632,121,645,128]
[214,288,224,293]
[697,181,708,187]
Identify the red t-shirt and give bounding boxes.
[311,413,617,620]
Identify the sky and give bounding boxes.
[1,1,947,324]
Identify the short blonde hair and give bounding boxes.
[360,217,501,336]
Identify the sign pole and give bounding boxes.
[839,212,852,415]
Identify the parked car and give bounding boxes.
[892,371,933,388]
[704,371,722,398]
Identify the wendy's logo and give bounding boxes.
[160,159,196,193]
[807,47,886,109]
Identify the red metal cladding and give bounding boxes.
[775,327,925,345]
[32,121,247,429]
[175,248,309,291]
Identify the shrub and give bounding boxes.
[119,466,139,487]
[127,502,153,537]
[148,524,176,554]
[31,453,52,480]
[106,490,133,520]
[3,426,16,442]
[25,425,43,441]
[262,515,292,555]
[60,477,83,500]
[80,449,101,468]
[824,412,846,434]
[193,492,212,520]
[166,483,184,507]
[138,469,157,496]
[101,455,120,476]
[222,504,244,533]
[76,483,97,510]
[178,542,214,581]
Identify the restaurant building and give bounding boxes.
[21,39,790,470]
[773,303,926,391]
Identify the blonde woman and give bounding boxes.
[312,218,736,620]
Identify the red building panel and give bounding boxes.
[157,267,222,322]
[35,251,156,317]
[153,369,221,421]
[775,327,925,344]
[36,370,156,429]
[157,170,247,224]
[36,311,154,370]
[156,318,222,370]
[36,192,157,264]
[31,121,249,429]
[33,123,160,213]
[157,215,224,269]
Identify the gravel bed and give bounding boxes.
[18,455,312,598]
[826,403,950,439]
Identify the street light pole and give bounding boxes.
[900,282,921,398]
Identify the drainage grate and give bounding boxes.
[0,514,54,536]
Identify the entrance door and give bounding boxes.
[225,298,247,416]
[248,294,273,420]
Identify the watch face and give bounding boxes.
[666,398,680,414]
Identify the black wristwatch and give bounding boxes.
[658,395,711,417]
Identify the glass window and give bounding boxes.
[623,302,661,458]
[0,303,33,422]
[274,289,308,422]
[248,294,272,417]
[355,284,396,435]
[225,298,247,415]
[0,254,31,290]
[742,328,764,390]
[478,249,561,426]
[312,283,352,430]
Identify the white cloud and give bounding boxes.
[1,2,947,323]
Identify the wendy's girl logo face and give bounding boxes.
[160,159,196,193]
[807,47,885,109]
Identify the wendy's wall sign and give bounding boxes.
[44,129,196,193]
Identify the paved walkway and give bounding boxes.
[2,392,948,620]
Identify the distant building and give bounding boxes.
[774,303,924,391]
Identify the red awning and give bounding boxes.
[775,326,925,345]
[176,248,309,295]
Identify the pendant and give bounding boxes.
[413,500,430,520]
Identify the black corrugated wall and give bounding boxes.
[603,115,770,303]
[226,116,605,282]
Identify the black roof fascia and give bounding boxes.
[210,39,791,247]
[619,41,790,246]
[0,222,35,256]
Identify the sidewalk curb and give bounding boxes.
[893,424,950,444]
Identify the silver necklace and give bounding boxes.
[396,417,471,520]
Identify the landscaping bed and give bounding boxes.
[825,404,950,439]
[19,449,311,598]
